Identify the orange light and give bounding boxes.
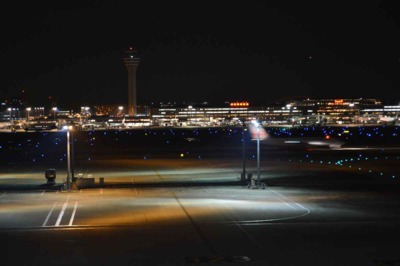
[230,102,250,107]
[325,135,330,139]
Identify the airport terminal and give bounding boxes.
[1,47,399,131]
[1,97,400,131]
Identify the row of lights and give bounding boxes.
[230,102,250,107]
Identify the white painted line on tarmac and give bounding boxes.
[43,202,57,227]
[135,188,138,195]
[55,194,70,226]
[0,192,7,199]
[41,190,46,196]
[270,189,310,212]
[282,201,296,210]
[69,202,78,226]
[55,202,68,226]
[293,202,310,211]
[235,189,311,225]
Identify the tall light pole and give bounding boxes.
[256,123,260,187]
[70,124,75,182]
[7,108,11,121]
[26,107,31,120]
[251,120,261,187]
[241,119,246,182]
[52,107,57,120]
[66,125,73,191]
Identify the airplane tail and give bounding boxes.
[249,124,268,141]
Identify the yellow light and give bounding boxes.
[180,153,184,157]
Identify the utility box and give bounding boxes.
[45,168,56,185]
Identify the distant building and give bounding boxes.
[94,105,123,117]
[149,98,394,126]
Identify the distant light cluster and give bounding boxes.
[230,102,249,107]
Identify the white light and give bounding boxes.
[251,120,259,126]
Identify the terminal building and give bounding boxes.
[149,98,399,126]
[1,98,399,129]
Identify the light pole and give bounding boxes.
[52,107,57,120]
[26,107,31,120]
[118,106,123,116]
[7,108,11,121]
[256,123,260,187]
[241,119,246,182]
[70,124,75,182]
[251,120,261,188]
[66,125,73,191]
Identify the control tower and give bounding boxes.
[123,47,140,117]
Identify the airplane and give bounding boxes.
[0,122,11,130]
[106,118,125,128]
[262,135,345,150]
[378,114,399,125]
[247,122,344,149]
[24,121,58,131]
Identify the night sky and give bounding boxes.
[1,0,400,109]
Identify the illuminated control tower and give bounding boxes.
[123,47,140,117]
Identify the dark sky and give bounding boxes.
[1,0,400,109]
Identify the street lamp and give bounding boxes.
[26,107,31,120]
[52,107,57,120]
[118,106,123,116]
[252,120,261,187]
[7,108,12,121]
[66,125,73,191]
[241,119,247,182]
[250,120,267,188]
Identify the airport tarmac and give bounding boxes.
[1,155,400,265]
[1,127,400,265]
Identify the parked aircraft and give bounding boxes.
[378,114,399,125]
